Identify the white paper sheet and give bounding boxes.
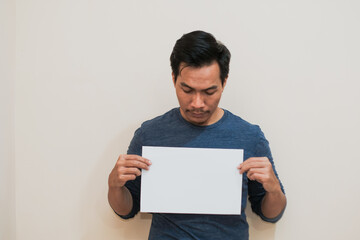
[140,146,243,215]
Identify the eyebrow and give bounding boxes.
[180,82,218,91]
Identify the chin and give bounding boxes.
[180,108,213,125]
[187,116,209,126]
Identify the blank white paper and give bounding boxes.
[140,146,243,215]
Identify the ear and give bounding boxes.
[222,77,228,90]
[172,72,176,87]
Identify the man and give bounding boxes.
[108,30,286,239]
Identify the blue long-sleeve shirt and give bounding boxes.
[117,108,285,240]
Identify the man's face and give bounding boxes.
[173,61,227,126]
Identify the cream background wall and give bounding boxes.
[5,0,360,239]
[0,0,16,239]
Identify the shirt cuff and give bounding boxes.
[258,203,286,223]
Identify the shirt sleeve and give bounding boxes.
[115,127,143,220]
[247,127,285,223]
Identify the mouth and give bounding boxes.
[188,111,208,118]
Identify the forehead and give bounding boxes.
[178,62,222,85]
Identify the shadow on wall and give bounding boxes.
[79,125,152,240]
[245,201,276,239]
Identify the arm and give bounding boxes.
[238,157,286,219]
[108,154,151,216]
[108,185,133,216]
[261,185,286,219]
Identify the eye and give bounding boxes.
[182,87,192,93]
[205,90,216,95]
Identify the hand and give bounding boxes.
[238,157,281,193]
[108,154,151,188]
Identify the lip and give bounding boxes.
[189,112,206,118]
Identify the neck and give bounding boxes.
[208,107,224,125]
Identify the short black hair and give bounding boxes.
[170,30,231,85]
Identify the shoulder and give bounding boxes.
[224,110,271,157]
[127,108,179,152]
[140,108,180,131]
[224,109,262,135]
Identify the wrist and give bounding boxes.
[266,182,282,194]
[108,185,125,192]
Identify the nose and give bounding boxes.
[190,93,205,109]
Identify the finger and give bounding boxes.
[245,161,268,168]
[119,167,142,177]
[247,169,279,188]
[247,157,268,161]
[247,167,267,176]
[239,157,265,168]
[126,154,151,163]
[247,164,274,177]
[119,154,152,165]
[247,172,266,182]
[123,160,151,170]
[239,162,268,174]
[118,174,137,184]
[241,157,270,167]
